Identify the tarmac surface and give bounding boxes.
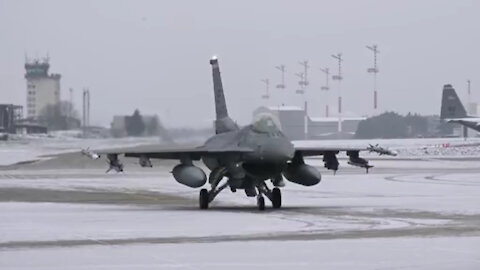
[1,151,480,269]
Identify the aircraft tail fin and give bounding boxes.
[441,84,467,119]
[209,56,238,134]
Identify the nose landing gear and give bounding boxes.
[256,183,282,210]
[271,187,282,209]
[257,195,265,211]
[199,188,209,209]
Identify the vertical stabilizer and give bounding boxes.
[441,84,467,119]
[209,56,238,134]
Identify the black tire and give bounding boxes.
[199,189,209,209]
[257,196,265,211]
[272,188,282,209]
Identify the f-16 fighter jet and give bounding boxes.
[88,57,394,210]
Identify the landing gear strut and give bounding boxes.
[198,167,229,209]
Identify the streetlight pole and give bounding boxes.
[331,53,343,133]
[320,67,330,117]
[298,60,310,139]
[261,78,270,102]
[275,65,286,89]
[366,45,380,114]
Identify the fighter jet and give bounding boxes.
[89,57,393,210]
[440,84,480,132]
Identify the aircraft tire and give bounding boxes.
[272,188,282,209]
[257,196,265,211]
[199,188,209,209]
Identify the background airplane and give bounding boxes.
[89,57,394,210]
[440,84,480,133]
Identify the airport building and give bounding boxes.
[0,104,23,134]
[253,106,365,140]
[0,104,47,134]
[24,58,61,119]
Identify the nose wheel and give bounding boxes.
[199,188,209,209]
[271,187,282,209]
[257,195,265,211]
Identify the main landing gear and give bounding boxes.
[255,188,281,211]
[255,182,282,211]
[197,172,283,211]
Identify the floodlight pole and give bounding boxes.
[298,60,310,139]
[320,67,330,117]
[275,65,286,89]
[366,45,380,113]
[331,53,343,133]
[261,78,270,102]
[467,79,471,107]
[69,88,74,119]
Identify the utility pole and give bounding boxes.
[275,65,286,89]
[298,61,310,88]
[366,45,380,113]
[275,65,286,106]
[297,60,310,140]
[296,60,310,104]
[331,53,343,133]
[320,67,330,117]
[467,79,472,107]
[69,88,74,119]
[82,88,90,137]
[261,78,270,101]
[295,72,305,94]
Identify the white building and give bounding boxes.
[24,58,61,119]
[253,106,366,140]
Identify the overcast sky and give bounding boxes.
[1,0,479,127]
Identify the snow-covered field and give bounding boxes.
[2,237,478,270]
[1,137,480,269]
[0,136,162,166]
[1,167,480,268]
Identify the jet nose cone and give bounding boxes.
[263,139,295,162]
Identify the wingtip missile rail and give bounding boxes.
[81,148,100,160]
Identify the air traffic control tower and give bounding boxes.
[24,57,61,119]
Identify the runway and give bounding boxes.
[1,151,480,269]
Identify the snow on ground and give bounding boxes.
[0,202,303,243]
[1,138,480,269]
[0,136,161,166]
[1,237,479,270]
[1,168,479,244]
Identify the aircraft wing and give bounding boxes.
[445,119,480,131]
[94,144,254,160]
[294,146,369,157]
[293,144,397,172]
[445,117,480,123]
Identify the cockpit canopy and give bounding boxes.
[251,113,283,136]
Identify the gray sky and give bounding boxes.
[1,0,479,127]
